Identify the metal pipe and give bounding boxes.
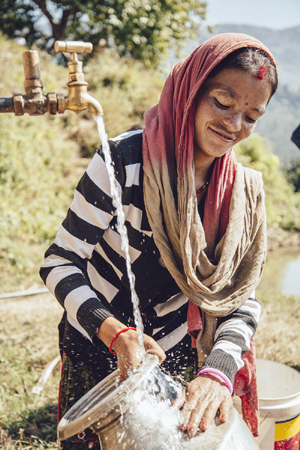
[22,50,43,96]
[0,41,103,117]
[0,97,14,113]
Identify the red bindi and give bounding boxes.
[258,66,266,80]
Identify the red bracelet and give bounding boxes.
[109,327,137,355]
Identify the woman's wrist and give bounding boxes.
[96,316,127,348]
[196,368,233,395]
[109,327,137,355]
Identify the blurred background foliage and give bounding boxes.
[235,135,300,230]
[284,157,300,193]
[0,31,300,291]
[0,0,206,67]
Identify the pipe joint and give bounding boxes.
[0,41,103,117]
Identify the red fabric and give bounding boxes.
[275,432,300,450]
[187,301,203,347]
[58,352,65,423]
[234,339,259,437]
[203,148,237,257]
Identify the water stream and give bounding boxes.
[94,115,186,447]
[94,116,145,356]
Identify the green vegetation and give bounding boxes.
[0,0,206,67]
[255,84,300,164]
[284,157,300,192]
[235,134,300,230]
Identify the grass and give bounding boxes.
[0,293,63,449]
[256,287,300,367]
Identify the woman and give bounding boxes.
[40,33,277,449]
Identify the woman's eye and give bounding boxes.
[246,116,256,124]
[214,98,229,109]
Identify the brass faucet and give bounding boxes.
[0,41,103,116]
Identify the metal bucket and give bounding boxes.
[58,354,259,450]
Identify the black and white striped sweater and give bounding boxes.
[40,130,261,385]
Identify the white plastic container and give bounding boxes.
[256,359,300,450]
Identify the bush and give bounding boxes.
[235,134,300,230]
[284,157,300,192]
[0,113,79,263]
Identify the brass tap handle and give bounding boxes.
[54,40,103,116]
[54,41,93,55]
[54,40,93,82]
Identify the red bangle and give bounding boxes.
[109,327,137,355]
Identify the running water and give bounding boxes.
[94,116,145,357]
[93,116,186,446]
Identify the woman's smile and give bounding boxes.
[209,126,236,143]
[193,68,272,162]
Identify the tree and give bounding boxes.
[0,0,206,66]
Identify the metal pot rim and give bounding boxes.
[57,353,159,441]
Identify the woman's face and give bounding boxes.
[194,68,272,161]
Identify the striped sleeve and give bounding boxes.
[40,148,122,341]
[201,294,261,386]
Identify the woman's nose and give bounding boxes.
[222,112,242,132]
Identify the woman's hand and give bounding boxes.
[113,328,166,381]
[97,317,166,381]
[179,373,233,436]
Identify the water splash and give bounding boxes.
[114,368,185,450]
[94,116,145,355]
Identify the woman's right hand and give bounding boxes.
[97,317,166,381]
[113,328,166,381]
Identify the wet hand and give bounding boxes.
[180,374,233,436]
[113,329,166,381]
[97,317,165,382]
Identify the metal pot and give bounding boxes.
[57,354,259,450]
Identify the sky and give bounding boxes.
[203,0,300,29]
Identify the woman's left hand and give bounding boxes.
[179,374,233,436]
